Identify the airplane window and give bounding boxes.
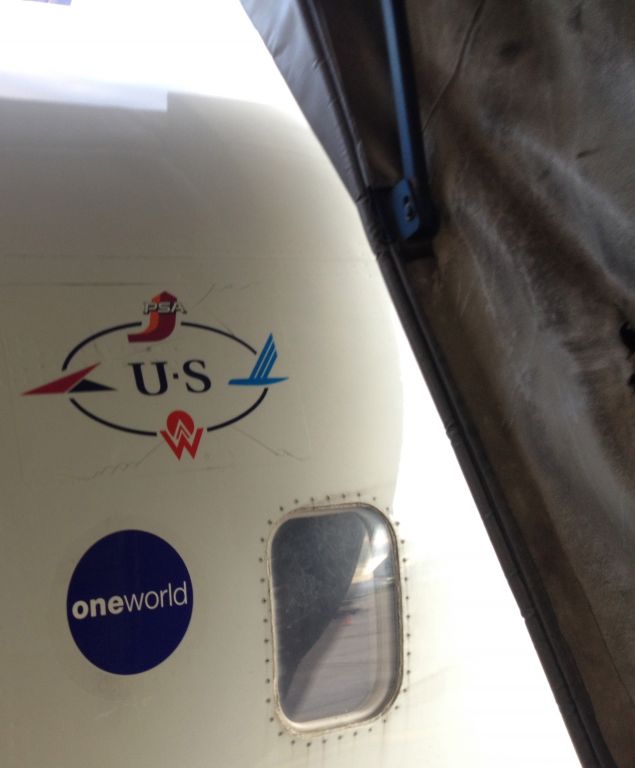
[270,506,401,730]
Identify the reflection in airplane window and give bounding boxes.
[270,506,401,729]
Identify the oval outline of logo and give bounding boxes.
[64,321,269,436]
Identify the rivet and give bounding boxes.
[279,506,284,512]
[261,598,266,604]
[294,499,299,504]
[278,732,283,737]
[266,678,271,684]
[307,742,312,748]
[268,520,273,525]
[337,735,343,740]
[263,618,268,623]
[258,557,263,563]
[264,639,269,644]
[395,520,400,526]
[260,578,265,583]
[269,717,274,722]
[266,698,271,703]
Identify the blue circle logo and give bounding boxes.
[67,530,193,675]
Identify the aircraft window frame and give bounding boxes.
[268,504,403,733]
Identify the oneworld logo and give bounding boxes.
[67,530,193,675]
[23,291,288,460]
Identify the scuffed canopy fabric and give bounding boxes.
[241,1,635,766]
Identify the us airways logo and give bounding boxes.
[23,291,288,460]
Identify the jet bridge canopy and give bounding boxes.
[240,2,635,765]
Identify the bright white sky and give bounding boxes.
[0,1,580,765]
[0,0,302,113]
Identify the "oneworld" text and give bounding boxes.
[71,581,189,620]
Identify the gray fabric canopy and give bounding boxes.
[241,2,635,766]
